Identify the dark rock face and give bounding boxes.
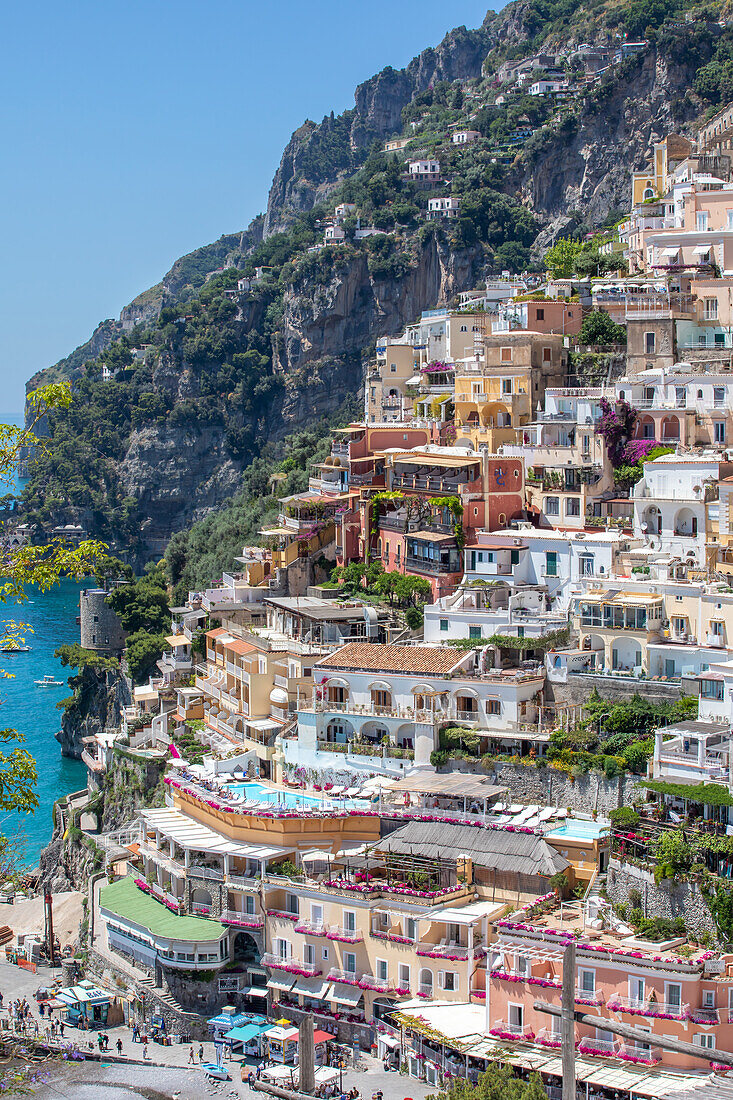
[57,667,131,759]
[520,51,699,239]
[263,24,493,236]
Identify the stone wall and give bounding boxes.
[89,948,210,1039]
[606,858,719,944]
[547,673,686,709]
[443,760,646,816]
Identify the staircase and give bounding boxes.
[583,871,607,928]
[136,975,196,1018]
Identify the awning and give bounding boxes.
[693,245,713,255]
[312,1030,335,1045]
[267,976,297,993]
[292,977,330,999]
[245,986,268,998]
[165,635,189,648]
[224,1023,261,1044]
[326,983,364,1007]
[662,247,680,257]
[380,1034,401,1049]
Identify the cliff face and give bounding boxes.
[521,50,701,244]
[57,666,131,759]
[263,23,493,236]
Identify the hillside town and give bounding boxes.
[7,102,733,1098]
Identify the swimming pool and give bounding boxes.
[546,820,609,840]
[226,781,370,811]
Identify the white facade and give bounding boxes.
[452,130,480,145]
[463,529,631,611]
[424,585,566,643]
[633,453,722,563]
[427,197,460,219]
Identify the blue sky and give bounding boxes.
[0,0,501,413]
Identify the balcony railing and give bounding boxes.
[189,865,224,882]
[578,1038,618,1057]
[294,919,327,937]
[489,1021,536,1041]
[261,953,321,977]
[418,982,434,999]
[266,909,299,922]
[327,926,363,944]
[220,909,264,929]
[327,968,362,986]
[417,943,470,960]
[575,987,604,1006]
[192,902,212,916]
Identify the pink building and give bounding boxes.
[487,893,731,1072]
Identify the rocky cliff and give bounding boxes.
[57,666,131,760]
[264,24,493,236]
[22,1,728,549]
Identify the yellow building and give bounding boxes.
[454,332,567,447]
[631,133,692,206]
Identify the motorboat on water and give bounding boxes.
[1,645,31,653]
[34,674,64,686]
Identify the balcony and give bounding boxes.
[326,926,363,944]
[328,968,362,987]
[619,1044,662,1065]
[417,943,470,960]
[689,1007,719,1024]
[358,973,393,993]
[418,982,434,999]
[707,633,725,648]
[404,557,461,576]
[489,1021,536,1041]
[192,902,212,916]
[266,909,299,922]
[189,865,224,882]
[576,987,604,1006]
[536,1028,562,1049]
[220,909,264,930]
[295,919,327,937]
[261,953,322,978]
[578,1038,618,1057]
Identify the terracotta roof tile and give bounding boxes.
[316,642,466,676]
[224,639,259,657]
[206,627,230,640]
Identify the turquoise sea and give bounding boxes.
[1,414,86,865]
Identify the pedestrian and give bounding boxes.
[248,1070,255,1090]
[104,1034,109,1051]
[132,1025,139,1043]
[198,1044,204,1063]
[97,1033,104,1052]
[116,1038,122,1056]
[39,1002,45,1018]
[33,1020,38,1037]
[142,1043,148,1060]
[59,1022,64,1039]
[188,1046,195,1064]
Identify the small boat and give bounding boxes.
[1,645,31,653]
[34,675,64,687]
[202,1062,229,1080]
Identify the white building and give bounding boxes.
[427,197,460,219]
[287,642,545,777]
[633,452,725,563]
[463,528,634,611]
[452,130,480,145]
[424,583,566,644]
[408,160,441,182]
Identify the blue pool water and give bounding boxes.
[228,781,370,811]
[547,820,609,840]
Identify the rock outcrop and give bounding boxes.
[57,666,131,759]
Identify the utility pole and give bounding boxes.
[298,1012,315,1096]
[44,892,55,971]
[561,941,576,1100]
